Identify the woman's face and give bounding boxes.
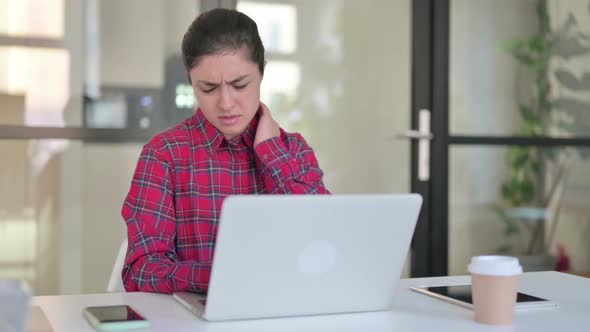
[189,47,262,139]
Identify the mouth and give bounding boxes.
[218,115,241,126]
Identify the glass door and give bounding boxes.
[428,0,590,276]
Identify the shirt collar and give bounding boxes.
[193,108,259,151]
[194,109,224,151]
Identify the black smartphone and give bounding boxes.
[82,305,150,331]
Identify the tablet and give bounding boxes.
[410,285,558,310]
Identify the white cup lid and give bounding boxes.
[468,255,523,276]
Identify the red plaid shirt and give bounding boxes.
[121,109,329,293]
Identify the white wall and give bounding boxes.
[99,0,165,87]
[260,0,411,194]
[164,1,200,58]
[98,0,198,88]
[57,0,85,295]
[81,144,143,294]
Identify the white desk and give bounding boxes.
[32,271,590,332]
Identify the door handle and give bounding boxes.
[396,130,433,140]
[391,109,432,181]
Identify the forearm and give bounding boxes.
[255,137,330,194]
[122,216,211,294]
[123,254,211,294]
[259,160,329,194]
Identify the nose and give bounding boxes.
[218,85,235,112]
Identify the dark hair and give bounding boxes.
[182,8,265,82]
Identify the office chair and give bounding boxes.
[107,238,128,292]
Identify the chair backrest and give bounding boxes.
[107,238,128,292]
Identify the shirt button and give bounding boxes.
[279,183,285,188]
[263,154,269,160]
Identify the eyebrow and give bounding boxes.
[198,74,249,86]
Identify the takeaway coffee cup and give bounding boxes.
[0,279,31,332]
[468,256,523,325]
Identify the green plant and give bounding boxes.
[497,0,590,255]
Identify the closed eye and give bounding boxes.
[201,87,216,93]
[234,84,247,90]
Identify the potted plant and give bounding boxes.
[495,0,590,271]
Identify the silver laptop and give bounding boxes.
[173,194,422,321]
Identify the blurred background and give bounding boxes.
[0,0,589,296]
